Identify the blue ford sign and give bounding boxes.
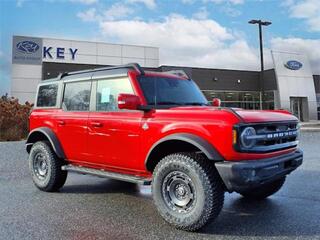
[13,36,42,64]
[284,60,303,70]
[16,41,40,54]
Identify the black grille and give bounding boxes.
[236,121,299,153]
[255,123,298,147]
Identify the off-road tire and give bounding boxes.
[239,177,286,200]
[152,152,224,231]
[29,141,67,192]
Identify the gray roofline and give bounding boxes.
[12,35,159,49]
[159,65,275,73]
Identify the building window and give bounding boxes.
[263,91,275,110]
[316,94,320,120]
[202,90,275,110]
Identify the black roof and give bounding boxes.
[58,63,144,80]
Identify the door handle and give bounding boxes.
[57,120,65,126]
[90,121,103,128]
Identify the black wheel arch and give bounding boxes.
[26,127,65,159]
[145,133,223,172]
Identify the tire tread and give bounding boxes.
[29,141,67,192]
[152,152,224,231]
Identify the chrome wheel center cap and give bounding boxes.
[176,185,186,197]
[40,160,47,170]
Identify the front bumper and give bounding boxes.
[215,149,303,192]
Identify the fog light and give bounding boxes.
[242,169,256,182]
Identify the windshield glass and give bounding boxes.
[138,76,208,107]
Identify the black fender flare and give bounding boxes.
[145,133,224,169]
[26,127,66,159]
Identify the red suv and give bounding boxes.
[26,63,302,231]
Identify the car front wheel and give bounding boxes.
[152,153,224,231]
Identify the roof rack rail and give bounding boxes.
[59,63,145,80]
[163,70,190,79]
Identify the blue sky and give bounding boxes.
[1,0,320,95]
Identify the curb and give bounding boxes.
[300,128,320,132]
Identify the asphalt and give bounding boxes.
[1,132,320,240]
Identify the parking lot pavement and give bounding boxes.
[1,132,320,240]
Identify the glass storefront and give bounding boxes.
[316,94,320,119]
[263,91,275,110]
[202,90,275,110]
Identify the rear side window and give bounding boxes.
[63,81,92,111]
[37,84,58,107]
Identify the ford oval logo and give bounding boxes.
[16,41,40,54]
[284,60,303,70]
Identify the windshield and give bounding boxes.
[137,76,208,107]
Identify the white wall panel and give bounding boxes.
[122,45,145,58]
[145,47,159,59]
[70,54,97,64]
[71,41,97,55]
[145,59,159,68]
[44,54,97,64]
[12,64,42,79]
[121,57,145,66]
[97,43,122,57]
[43,39,72,50]
[11,77,41,92]
[97,56,122,65]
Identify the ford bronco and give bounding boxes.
[26,63,303,231]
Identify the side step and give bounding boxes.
[62,164,152,185]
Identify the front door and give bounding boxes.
[290,97,307,121]
[87,76,144,172]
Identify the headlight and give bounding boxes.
[240,127,256,148]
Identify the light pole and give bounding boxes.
[248,19,272,110]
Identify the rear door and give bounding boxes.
[87,74,144,171]
[55,73,92,162]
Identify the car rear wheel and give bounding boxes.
[239,177,286,200]
[29,141,67,192]
[152,152,224,231]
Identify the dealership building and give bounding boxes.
[11,35,320,121]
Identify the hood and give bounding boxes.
[169,106,298,123]
[234,109,298,123]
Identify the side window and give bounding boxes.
[37,84,58,107]
[63,81,91,111]
[96,77,134,111]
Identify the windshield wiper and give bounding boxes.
[155,102,209,106]
[156,101,183,105]
[181,102,209,106]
